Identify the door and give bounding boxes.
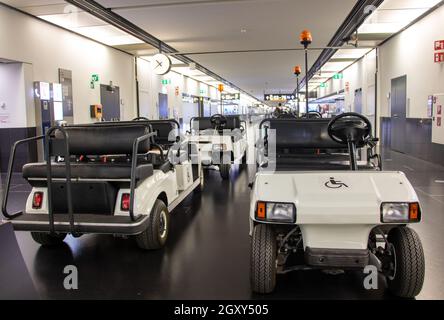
[100,84,120,121]
[390,76,407,153]
[158,93,168,119]
[182,102,199,132]
[354,88,363,114]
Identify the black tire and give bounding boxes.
[387,227,425,298]
[31,232,66,246]
[251,224,277,294]
[220,164,231,180]
[242,152,247,164]
[135,199,170,250]
[194,167,204,194]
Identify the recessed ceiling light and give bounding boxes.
[241,28,247,33]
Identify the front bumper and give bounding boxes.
[305,247,369,269]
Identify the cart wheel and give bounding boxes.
[386,227,425,298]
[241,152,247,166]
[31,232,66,246]
[194,166,204,194]
[135,199,170,250]
[220,164,231,180]
[251,224,277,294]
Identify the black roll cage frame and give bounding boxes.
[1,125,157,234]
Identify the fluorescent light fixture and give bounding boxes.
[321,61,354,72]
[358,0,441,37]
[38,12,143,46]
[331,48,373,60]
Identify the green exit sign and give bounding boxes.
[91,74,99,82]
[333,73,343,80]
[161,79,171,85]
[320,83,327,88]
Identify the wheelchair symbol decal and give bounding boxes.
[325,177,349,189]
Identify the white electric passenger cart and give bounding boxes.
[1,120,202,250]
[188,114,247,179]
[250,113,425,298]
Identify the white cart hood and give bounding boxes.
[253,171,419,225]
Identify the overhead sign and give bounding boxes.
[161,79,171,85]
[222,93,240,100]
[320,83,327,88]
[264,94,296,102]
[182,93,210,104]
[333,73,343,80]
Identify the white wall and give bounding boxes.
[0,63,27,128]
[315,49,377,118]
[137,57,226,122]
[378,5,444,118]
[0,5,136,126]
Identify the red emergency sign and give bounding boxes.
[435,40,444,51]
[435,52,444,63]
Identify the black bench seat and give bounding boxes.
[23,162,154,181]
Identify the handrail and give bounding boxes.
[2,135,44,219]
[129,132,157,221]
[189,117,198,134]
[45,126,74,234]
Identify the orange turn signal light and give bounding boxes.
[409,203,420,221]
[256,201,266,220]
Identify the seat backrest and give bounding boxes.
[192,115,241,131]
[264,119,344,149]
[52,124,150,155]
[148,120,180,145]
[94,119,179,145]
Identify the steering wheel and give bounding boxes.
[305,111,322,119]
[132,117,149,121]
[210,114,227,130]
[327,112,372,147]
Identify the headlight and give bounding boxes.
[381,202,421,223]
[255,201,296,223]
[212,144,227,151]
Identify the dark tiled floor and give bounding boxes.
[1,149,444,300]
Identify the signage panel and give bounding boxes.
[264,94,296,101]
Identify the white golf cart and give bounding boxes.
[187,114,247,179]
[250,113,425,298]
[1,119,202,250]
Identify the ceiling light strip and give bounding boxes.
[297,0,384,94]
[65,0,257,101]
